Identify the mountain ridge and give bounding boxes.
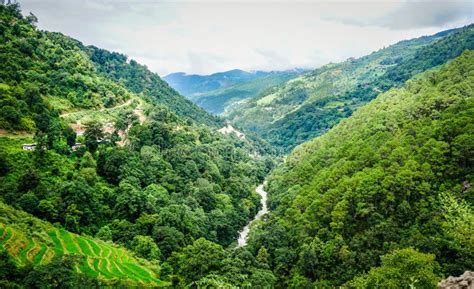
[163,68,306,100]
[227,24,474,151]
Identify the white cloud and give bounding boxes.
[19,0,473,75]
[324,0,473,30]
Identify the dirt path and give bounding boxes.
[60,98,134,118]
[0,129,33,137]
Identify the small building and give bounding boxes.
[71,143,84,151]
[22,143,36,150]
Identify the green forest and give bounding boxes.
[248,51,474,287]
[0,2,473,288]
[227,25,474,152]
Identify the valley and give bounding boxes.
[0,2,472,288]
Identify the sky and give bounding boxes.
[18,0,473,76]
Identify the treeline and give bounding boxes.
[246,52,474,287]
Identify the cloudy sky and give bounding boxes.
[19,0,473,76]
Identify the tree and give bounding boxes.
[256,246,270,268]
[114,179,146,221]
[345,248,441,289]
[194,178,217,212]
[248,268,277,289]
[95,225,113,241]
[23,255,100,288]
[152,226,185,259]
[97,148,127,184]
[0,105,19,124]
[84,121,104,152]
[144,184,169,208]
[63,127,77,147]
[60,177,100,231]
[131,235,161,260]
[440,192,474,251]
[25,12,38,26]
[18,191,39,214]
[80,152,96,169]
[168,238,226,285]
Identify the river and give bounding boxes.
[237,184,268,247]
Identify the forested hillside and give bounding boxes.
[0,4,277,287]
[1,2,473,288]
[0,4,217,132]
[86,46,220,126]
[246,52,474,287]
[228,25,474,151]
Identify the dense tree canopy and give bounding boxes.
[246,52,474,287]
[0,2,472,288]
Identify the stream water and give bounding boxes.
[237,184,268,247]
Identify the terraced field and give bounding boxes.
[0,222,165,286]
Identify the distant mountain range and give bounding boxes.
[164,68,306,98]
[163,69,306,114]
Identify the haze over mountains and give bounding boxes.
[0,2,473,288]
[163,69,306,114]
[165,25,473,152]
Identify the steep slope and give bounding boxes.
[0,5,130,132]
[0,4,277,286]
[85,46,220,126]
[228,25,473,151]
[0,4,218,133]
[247,52,474,287]
[194,70,303,114]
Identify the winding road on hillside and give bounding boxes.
[237,184,268,247]
[59,98,135,118]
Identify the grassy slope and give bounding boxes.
[0,202,167,287]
